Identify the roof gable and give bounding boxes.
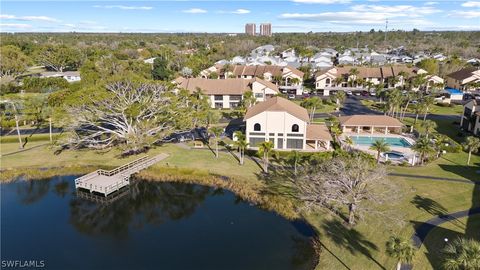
[244,96,309,122]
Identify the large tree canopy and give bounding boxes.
[0,45,30,77]
[35,44,81,72]
[66,81,177,153]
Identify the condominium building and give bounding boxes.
[245,23,256,36]
[259,23,272,37]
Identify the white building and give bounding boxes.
[40,71,81,83]
[446,67,480,91]
[244,97,332,151]
[460,99,480,136]
[174,77,279,109]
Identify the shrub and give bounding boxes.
[0,83,21,95]
[22,77,69,93]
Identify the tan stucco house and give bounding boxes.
[244,97,332,151]
[174,77,278,109]
[446,67,480,91]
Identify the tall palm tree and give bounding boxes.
[1,100,23,149]
[343,136,353,151]
[241,90,257,108]
[386,236,416,270]
[258,140,274,173]
[411,137,434,165]
[287,150,301,175]
[300,97,323,122]
[336,91,347,107]
[209,127,223,158]
[442,238,480,270]
[233,131,249,165]
[370,139,390,163]
[422,95,435,121]
[420,120,437,139]
[463,136,480,165]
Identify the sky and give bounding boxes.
[0,0,479,33]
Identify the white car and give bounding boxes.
[346,91,353,96]
[288,94,296,99]
[354,92,361,96]
[369,91,376,96]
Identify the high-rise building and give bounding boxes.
[259,23,272,37]
[245,23,256,36]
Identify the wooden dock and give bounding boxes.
[74,154,167,196]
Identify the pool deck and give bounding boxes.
[342,133,417,163]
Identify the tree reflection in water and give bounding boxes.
[16,178,51,205]
[69,180,211,237]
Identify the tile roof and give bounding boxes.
[447,67,478,81]
[174,77,278,95]
[306,124,333,141]
[244,96,309,122]
[338,115,404,127]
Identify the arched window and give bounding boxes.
[292,124,299,132]
[254,123,261,131]
[326,78,331,84]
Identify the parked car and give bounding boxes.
[288,94,296,99]
[361,90,369,96]
[346,91,353,96]
[303,93,310,98]
[354,92,361,96]
[369,91,376,96]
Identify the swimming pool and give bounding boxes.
[350,136,412,147]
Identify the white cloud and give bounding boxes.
[350,5,441,15]
[93,5,153,10]
[182,8,207,14]
[218,9,250,14]
[292,0,351,3]
[424,1,439,5]
[231,9,251,14]
[449,10,480,18]
[0,23,32,29]
[0,14,60,22]
[461,1,480,7]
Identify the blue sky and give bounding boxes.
[1,0,479,33]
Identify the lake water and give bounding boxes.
[1,176,316,270]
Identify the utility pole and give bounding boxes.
[384,18,388,44]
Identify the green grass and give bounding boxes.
[361,100,464,115]
[292,100,338,114]
[415,214,480,269]
[0,133,62,144]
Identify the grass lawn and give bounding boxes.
[292,100,338,114]
[361,100,464,116]
[415,214,480,269]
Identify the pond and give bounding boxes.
[1,176,317,270]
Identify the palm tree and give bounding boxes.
[336,91,347,108]
[370,139,390,163]
[241,90,257,108]
[334,77,344,87]
[420,120,437,139]
[209,127,223,158]
[442,238,480,270]
[422,95,435,121]
[343,136,353,151]
[386,236,416,270]
[287,150,301,175]
[233,131,249,165]
[300,97,323,122]
[258,140,274,173]
[411,137,434,165]
[289,77,301,86]
[463,136,480,165]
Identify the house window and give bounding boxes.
[215,103,223,109]
[255,93,264,98]
[249,137,265,147]
[277,138,283,149]
[230,95,242,101]
[287,139,303,149]
[214,95,223,101]
[292,124,299,132]
[254,123,261,131]
[325,78,331,84]
[230,102,240,108]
